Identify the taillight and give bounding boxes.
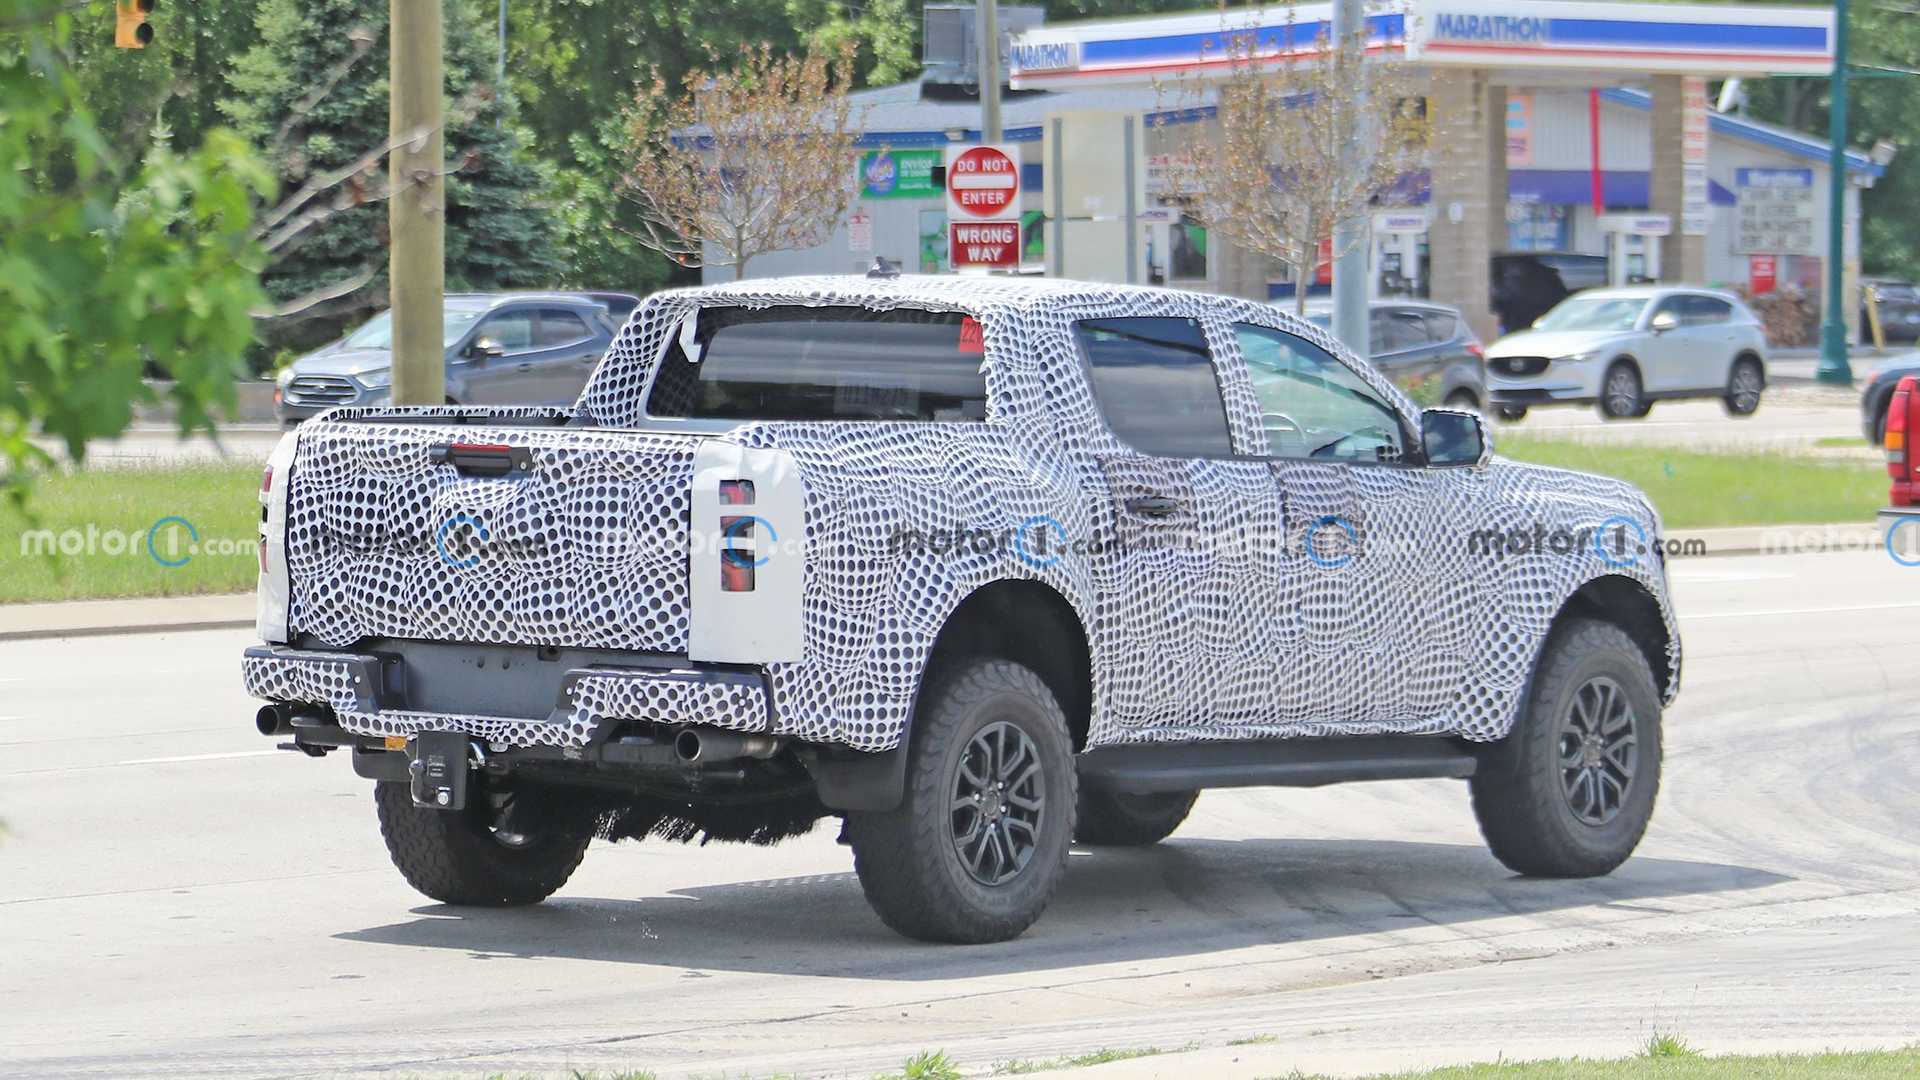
[261,464,274,496]
[719,482,756,591]
[1465,341,1485,359]
[1892,376,1918,506]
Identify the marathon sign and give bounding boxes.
[1009,40,1079,74]
[950,220,1021,270]
[1433,13,1549,42]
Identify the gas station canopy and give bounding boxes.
[1007,0,1836,89]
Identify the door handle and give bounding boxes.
[516,361,534,372]
[1125,495,1183,518]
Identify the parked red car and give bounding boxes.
[1882,375,1920,562]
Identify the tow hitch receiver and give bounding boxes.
[408,731,470,810]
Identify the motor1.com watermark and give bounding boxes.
[17,518,253,568]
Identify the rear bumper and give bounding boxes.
[241,644,769,750]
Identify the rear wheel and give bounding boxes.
[1444,390,1482,414]
[374,781,593,906]
[847,659,1076,944]
[1075,788,1198,846]
[1470,619,1662,877]
[1599,362,1645,420]
[1723,357,1764,416]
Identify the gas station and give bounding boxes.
[720,1,1881,344]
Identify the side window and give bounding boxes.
[1234,323,1407,462]
[478,311,535,353]
[534,308,593,347]
[1421,310,1459,343]
[1378,311,1428,353]
[1074,317,1234,457]
[1682,295,1732,325]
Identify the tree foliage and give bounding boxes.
[224,0,561,346]
[1,0,269,483]
[1156,11,1427,314]
[616,42,863,278]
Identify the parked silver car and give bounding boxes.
[1484,286,1768,421]
[274,292,637,424]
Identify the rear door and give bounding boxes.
[1679,294,1738,390]
[527,306,606,403]
[1072,316,1253,731]
[1371,306,1444,406]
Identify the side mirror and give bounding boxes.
[1421,407,1490,468]
[468,337,506,359]
[1649,311,1679,333]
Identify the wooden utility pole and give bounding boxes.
[390,0,446,406]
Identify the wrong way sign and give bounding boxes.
[945,144,1021,219]
[949,220,1021,269]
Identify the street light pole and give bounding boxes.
[1816,0,1853,384]
[1330,0,1369,358]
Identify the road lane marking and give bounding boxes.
[1682,601,1920,620]
[116,750,284,766]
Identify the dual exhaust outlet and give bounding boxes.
[257,702,781,765]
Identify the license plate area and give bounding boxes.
[408,730,471,810]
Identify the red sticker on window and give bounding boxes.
[958,316,984,354]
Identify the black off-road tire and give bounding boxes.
[1471,618,1663,878]
[846,659,1077,944]
[374,781,593,906]
[1075,788,1198,846]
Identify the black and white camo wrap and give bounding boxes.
[251,276,1680,754]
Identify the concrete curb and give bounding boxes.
[0,522,1889,641]
[0,593,254,643]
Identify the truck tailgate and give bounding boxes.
[284,417,697,652]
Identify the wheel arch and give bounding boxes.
[1731,350,1765,385]
[1550,573,1674,701]
[915,578,1094,754]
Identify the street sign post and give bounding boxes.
[944,144,1022,219]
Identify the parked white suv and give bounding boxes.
[1485,286,1768,421]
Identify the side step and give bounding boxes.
[1076,735,1478,794]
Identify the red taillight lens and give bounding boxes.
[1465,341,1485,359]
[1892,376,1918,506]
[718,479,754,506]
[261,464,274,495]
[258,540,269,574]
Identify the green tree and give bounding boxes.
[224,0,561,346]
[1,0,269,486]
[64,0,264,155]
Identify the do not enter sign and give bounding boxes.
[945,144,1021,219]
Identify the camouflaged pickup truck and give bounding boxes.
[244,274,1679,943]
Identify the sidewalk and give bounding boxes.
[0,521,1892,641]
[0,592,255,642]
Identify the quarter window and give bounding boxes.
[1074,317,1235,457]
[1233,323,1406,462]
[534,308,593,347]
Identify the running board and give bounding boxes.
[1076,735,1478,794]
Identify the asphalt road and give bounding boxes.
[3,550,1918,1078]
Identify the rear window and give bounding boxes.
[645,306,989,422]
[1075,316,1234,457]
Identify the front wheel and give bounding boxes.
[374,781,594,906]
[1470,618,1662,877]
[847,659,1077,944]
[1599,363,1645,420]
[1723,357,1764,416]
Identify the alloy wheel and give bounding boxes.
[1557,675,1638,826]
[951,720,1046,886]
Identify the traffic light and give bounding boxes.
[114,0,154,49]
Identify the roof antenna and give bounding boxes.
[866,255,901,280]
